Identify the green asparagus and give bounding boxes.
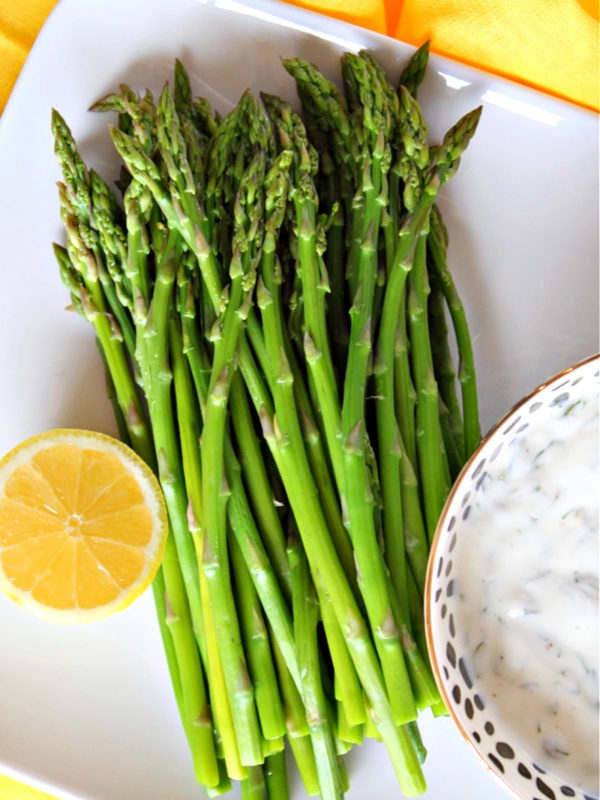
[51,42,483,799]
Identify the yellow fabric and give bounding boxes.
[0,0,597,797]
[394,0,599,110]
[0,776,58,800]
[285,0,599,109]
[0,0,59,114]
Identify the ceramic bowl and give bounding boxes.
[425,354,599,800]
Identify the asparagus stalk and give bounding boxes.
[408,232,451,537]
[261,104,369,705]
[165,99,302,760]
[264,749,290,800]
[240,766,266,800]
[288,534,344,800]
[52,194,150,465]
[179,251,299,705]
[53,178,222,790]
[372,86,429,638]
[162,532,220,787]
[427,271,466,479]
[169,311,244,778]
[256,384,426,793]
[399,39,480,459]
[399,41,431,99]
[256,239,366,731]
[282,55,363,378]
[199,152,266,767]
[52,143,136,362]
[336,52,416,728]
[260,92,344,494]
[409,106,483,536]
[228,372,291,601]
[230,534,287,744]
[269,630,321,796]
[428,204,481,458]
[225,443,299,688]
[388,86,430,474]
[247,126,366,730]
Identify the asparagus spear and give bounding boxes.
[53,213,221,789]
[411,105,482,537]
[336,51,416,728]
[289,534,344,800]
[260,92,344,507]
[170,317,245,779]
[399,42,481,461]
[427,270,466,479]
[373,86,429,639]
[240,766,266,800]
[428,203,481,459]
[255,269,426,792]
[255,213,367,732]
[162,532,220,787]
[264,749,290,800]
[388,86,430,474]
[281,59,414,732]
[165,86,305,760]
[200,148,265,768]
[230,533,287,745]
[399,41,431,99]
[281,56,356,373]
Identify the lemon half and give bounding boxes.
[0,429,167,623]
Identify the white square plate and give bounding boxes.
[0,0,597,798]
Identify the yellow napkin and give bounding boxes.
[0,0,597,798]
[282,0,599,109]
[0,777,58,800]
[394,0,599,110]
[0,0,58,114]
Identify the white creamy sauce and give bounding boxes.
[457,385,599,794]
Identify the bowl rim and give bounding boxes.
[424,351,600,800]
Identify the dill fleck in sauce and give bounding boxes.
[458,381,599,795]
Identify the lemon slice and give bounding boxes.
[0,428,167,623]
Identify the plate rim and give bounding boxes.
[0,0,597,798]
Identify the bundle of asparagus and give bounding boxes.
[52,42,481,799]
